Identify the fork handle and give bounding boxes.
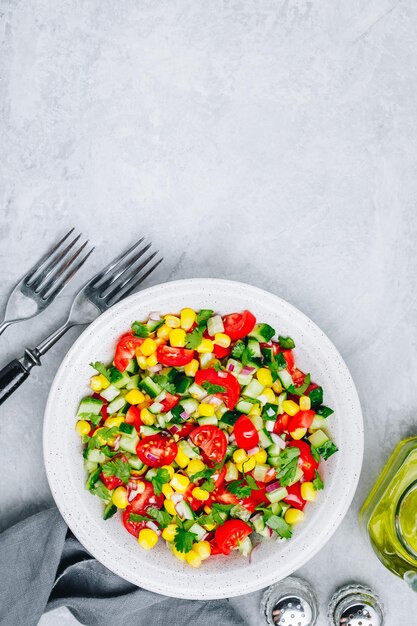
[0,350,41,405]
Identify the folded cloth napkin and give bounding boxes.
[0,508,249,626]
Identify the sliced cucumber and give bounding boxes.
[86,448,107,464]
[277,392,287,415]
[309,415,328,431]
[267,442,285,457]
[249,323,275,342]
[140,425,161,437]
[127,455,145,470]
[109,367,131,389]
[126,374,140,390]
[235,399,254,414]
[225,359,243,377]
[237,371,254,386]
[225,461,239,482]
[247,338,262,358]
[119,434,139,454]
[84,460,98,474]
[100,385,120,402]
[277,369,293,390]
[243,379,265,399]
[271,501,282,515]
[179,439,201,459]
[149,401,164,415]
[249,413,263,431]
[266,487,288,503]
[207,314,224,336]
[77,396,103,417]
[103,502,117,520]
[237,536,253,557]
[125,358,139,374]
[107,396,127,415]
[252,515,265,534]
[258,428,273,448]
[287,466,303,486]
[189,523,207,541]
[253,464,270,482]
[119,422,134,435]
[139,376,162,398]
[175,500,195,520]
[230,504,251,522]
[308,429,329,448]
[197,415,218,426]
[180,398,199,415]
[86,467,101,490]
[188,382,207,401]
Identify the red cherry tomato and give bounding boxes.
[213,343,231,359]
[190,425,227,464]
[136,434,178,467]
[222,310,256,341]
[242,482,269,512]
[291,368,307,386]
[129,479,164,514]
[172,422,196,439]
[125,405,143,432]
[156,345,195,367]
[287,440,318,482]
[159,392,180,412]
[100,473,123,490]
[208,538,223,556]
[282,349,295,372]
[212,486,239,506]
[213,465,227,490]
[195,368,240,410]
[273,413,291,435]
[215,520,252,555]
[122,508,148,538]
[114,332,144,371]
[288,410,315,432]
[283,482,306,511]
[184,484,204,511]
[233,415,259,450]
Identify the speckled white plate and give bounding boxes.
[43,278,363,599]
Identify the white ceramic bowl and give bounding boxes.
[43,278,363,599]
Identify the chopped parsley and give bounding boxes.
[78,412,102,427]
[90,480,112,501]
[231,340,245,359]
[153,374,176,394]
[312,470,324,491]
[275,447,300,487]
[101,458,131,484]
[150,468,171,495]
[174,526,197,553]
[314,440,338,460]
[196,309,213,325]
[228,474,260,499]
[131,321,150,337]
[185,327,204,349]
[202,381,226,394]
[288,373,311,396]
[89,361,111,380]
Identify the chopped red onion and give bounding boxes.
[148,364,163,373]
[169,424,181,434]
[146,521,160,533]
[265,480,281,493]
[113,435,121,451]
[146,452,159,463]
[180,410,190,421]
[171,493,184,505]
[241,366,255,376]
[247,446,260,456]
[248,542,262,564]
[227,363,235,372]
[270,433,286,448]
[149,311,161,321]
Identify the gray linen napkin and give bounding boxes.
[0,508,249,626]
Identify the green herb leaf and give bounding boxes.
[312,470,324,490]
[213,361,224,372]
[310,446,320,463]
[90,361,111,380]
[185,327,204,349]
[174,527,197,553]
[315,440,338,460]
[202,381,227,394]
[275,447,300,487]
[278,336,295,349]
[197,309,214,325]
[131,321,150,338]
[150,468,171,495]
[102,458,131,484]
[153,374,176,394]
[90,480,112,501]
[147,506,172,528]
[245,475,260,491]
[288,373,311,396]
[78,412,102,427]
[231,341,245,359]
[88,426,119,450]
[266,514,292,539]
[129,513,149,523]
[201,478,216,492]
[190,468,214,482]
[241,346,256,367]
[211,503,234,524]
[228,480,252,499]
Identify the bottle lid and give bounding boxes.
[260,576,318,626]
[328,583,384,626]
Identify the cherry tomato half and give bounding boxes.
[211,486,239,506]
[160,392,180,412]
[172,422,196,439]
[190,425,227,464]
[288,409,315,432]
[156,345,195,367]
[125,405,142,432]
[136,434,178,467]
[242,482,269,513]
[100,473,123,490]
[215,519,252,555]
[282,349,295,372]
[129,479,164,515]
[122,508,147,538]
[273,413,291,435]
[233,415,259,450]
[283,482,306,511]
[222,310,256,341]
[212,343,231,359]
[114,332,144,371]
[195,368,240,410]
[287,440,318,482]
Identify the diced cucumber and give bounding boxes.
[253,464,270,482]
[86,467,101,490]
[198,415,218,426]
[207,314,224,336]
[249,414,263,431]
[309,415,328,431]
[308,429,329,448]
[261,345,274,363]
[84,460,98,474]
[175,500,195,520]
[257,526,271,538]
[125,358,139,374]
[109,367,131,389]
[199,352,214,369]
[231,504,252,522]
[271,501,282,515]
[262,403,278,420]
[127,455,145,470]
[139,376,162,398]
[77,396,103,417]
[316,405,334,418]
[243,379,265,399]
[140,425,161,437]
[225,359,243,377]
[147,318,164,332]
[145,467,158,480]
[287,466,303,486]
[238,536,253,557]
[249,323,275,342]
[179,439,201,459]
[225,461,239,482]
[252,515,265,534]
[86,449,107,464]
[247,338,262,358]
[220,410,240,426]
[180,398,199,415]
[103,502,117,520]
[174,374,193,394]
[188,382,207,401]
[268,456,280,468]
[237,371,254,386]
[308,386,323,407]
[119,434,139,454]
[154,391,167,403]
[235,399,254,414]
[266,487,288,503]
[119,422,134,435]
[267,442,285,457]
[107,396,127,415]
[149,402,164,415]
[277,392,287,415]
[189,523,207,541]
[156,415,167,429]
[126,374,140,390]
[258,429,274,448]
[100,385,120,402]
[277,369,293,390]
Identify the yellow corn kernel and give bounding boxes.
[180,308,196,331]
[193,541,211,560]
[125,389,145,405]
[196,338,213,353]
[203,522,216,531]
[185,550,202,568]
[138,528,159,550]
[164,499,177,516]
[157,323,171,339]
[272,379,283,394]
[90,375,103,392]
[290,428,307,440]
[282,400,300,416]
[136,353,148,370]
[98,374,110,389]
[249,404,261,416]
[192,487,210,501]
[198,403,215,417]
[140,408,155,425]
[153,337,165,347]
[204,505,212,514]
[184,359,199,377]
[169,328,186,348]
[213,333,231,348]
[233,449,248,464]
[146,353,158,367]
[187,459,205,476]
[299,396,311,411]
[172,546,186,561]
[262,388,276,404]
[112,486,128,509]
[257,368,273,387]
[104,415,125,428]
[254,449,268,464]
[162,524,177,542]
[162,464,175,479]
[284,508,305,525]
[131,466,147,476]
[75,420,90,436]
[95,427,115,446]
[241,456,256,473]
[301,481,317,502]
[162,484,174,498]
[170,473,190,493]
[165,315,181,328]
[139,338,157,356]
[175,449,190,469]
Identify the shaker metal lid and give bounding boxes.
[260,576,318,626]
[328,583,384,626]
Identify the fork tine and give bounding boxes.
[105,250,158,302]
[38,240,89,298]
[44,247,95,301]
[24,228,75,284]
[28,233,82,290]
[89,237,145,287]
[107,255,163,305]
[98,242,152,294]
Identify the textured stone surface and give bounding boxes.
[1,0,417,624]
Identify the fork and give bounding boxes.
[0,237,163,406]
[0,228,93,337]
